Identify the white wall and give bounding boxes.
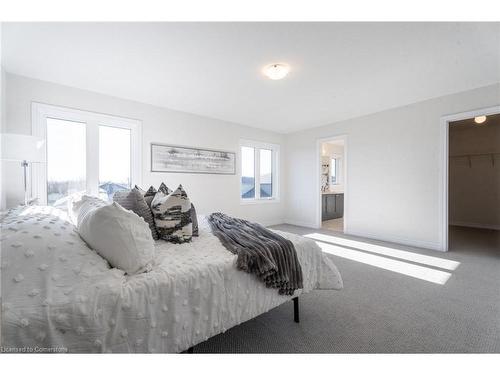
[3,72,499,249]
[285,83,500,250]
[2,73,286,226]
[0,22,4,333]
[449,119,500,229]
[1,23,6,211]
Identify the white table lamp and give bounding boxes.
[1,133,46,205]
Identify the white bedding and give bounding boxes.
[0,206,342,353]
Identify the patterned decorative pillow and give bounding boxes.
[157,182,172,195]
[113,188,160,240]
[151,184,192,243]
[138,185,157,210]
[144,185,158,197]
[190,203,199,237]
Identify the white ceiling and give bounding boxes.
[2,22,499,134]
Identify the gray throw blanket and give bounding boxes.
[207,212,303,295]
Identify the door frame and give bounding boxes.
[439,105,500,251]
[315,134,348,231]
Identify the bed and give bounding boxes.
[0,205,343,353]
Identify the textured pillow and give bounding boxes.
[113,188,159,240]
[151,184,192,243]
[72,195,109,226]
[134,185,146,195]
[77,201,155,275]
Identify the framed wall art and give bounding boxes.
[151,143,236,174]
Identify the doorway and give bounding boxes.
[317,136,347,233]
[441,106,500,251]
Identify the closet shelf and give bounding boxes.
[449,152,499,167]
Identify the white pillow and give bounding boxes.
[71,195,108,226]
[76,199,155,275]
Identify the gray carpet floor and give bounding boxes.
[193,225,500,353]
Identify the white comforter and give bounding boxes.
[0,206,342,353]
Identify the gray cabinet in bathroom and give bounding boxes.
[321,193,344,221]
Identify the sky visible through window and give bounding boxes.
[99,125,131,187]
[46,119,132,205]
[241,146,273,198]
[241,146,255,198]
[47,118,86,183]
[241,146,254,179]
[241,147,272,178]
[260,149,272,197]
[260,149,272,182]
[46,118,86,205]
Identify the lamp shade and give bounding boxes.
[0,133,46,163]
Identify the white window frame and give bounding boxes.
[31,102,142,205]
[239,139,280,204]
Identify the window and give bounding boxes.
[330,154,343,185]
[240,140,279,202]
[32,103,141,206]
[259,149,273,198]
[98,125,131,200]
[331,158,337,185]
[46,118,86,206]
[241,146,255,199]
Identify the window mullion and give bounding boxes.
[130,125,142,187]
[31,112,47,205]
[272,149,276,199]
[254,147,261,199]
[271,147,278,200]
[86,120,100,196]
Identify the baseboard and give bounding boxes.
[450,221,500,231]
[283,219,318,229]
[260,218,287,227]
[345,229,444,252]
[282,219,444,251]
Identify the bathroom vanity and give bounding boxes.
[321,192,344,221]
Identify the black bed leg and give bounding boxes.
[293,297,299,323]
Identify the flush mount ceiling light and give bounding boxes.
[263,63,290,80]
[474,115,487,124]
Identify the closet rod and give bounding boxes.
[449,152,500,158]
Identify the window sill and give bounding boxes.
[240,198,281,205]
